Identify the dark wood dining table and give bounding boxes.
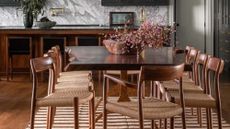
[66,46,185,101]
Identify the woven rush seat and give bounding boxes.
[106,97,182,119]
[168,91,216,108]
[162,80,203,92]
[55,81,93,90]
[60,71,90,76]
[106,70,139,75]
[36,89,93,107]
[57,74,90,83]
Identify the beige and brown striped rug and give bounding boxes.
[26,98,230,129]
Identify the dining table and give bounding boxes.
[66,46,185,102]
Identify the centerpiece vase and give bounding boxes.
[23,11,33,28]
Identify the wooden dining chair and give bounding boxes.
[166,57,224,129]
[49,46,92,83]
[163,53,209,92]
[30,56,95,129]
[45,48,93,91]
[162,53,210,127]
[184,48,200,82]
[103,63,186,129]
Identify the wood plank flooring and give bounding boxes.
[0,73,230,129]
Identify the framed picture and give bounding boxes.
[0,0,20,6]
[110,12,134,26]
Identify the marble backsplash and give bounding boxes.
[0,0,168,26]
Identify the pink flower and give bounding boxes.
[105,20,175,54]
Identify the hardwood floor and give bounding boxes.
[0,75,47,129]
[0,73,230,129]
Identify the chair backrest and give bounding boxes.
[187,48,200,81]
[51,46,63,73]
[46,50,60,83]
[137,63,185,120]
[187,48,200,64]
[205,57,224,96]
[139,63,185,82]
[30,56,56,97]
[194,53,210,87]
[185,46,192,63]
[138,63,184,98]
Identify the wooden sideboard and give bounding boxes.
[0,26,117,75]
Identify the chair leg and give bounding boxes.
[150,81,154,97]
[164,119,167,129]
[106,77,110,96]
[30,105,36,129]
[170,117,174,129]
[151,120,155,129]
[206,108,210,129]
[89,100,92,128]
[208,108,213,129]
[206,108,213,129]
[217,104,223,129]
[191,108,194,115]
[142,81,145,98]
[160,119,162,128]
[103,106,107,129]
[73,97,79,129]
[197,108,202,127]
[139,119,144,129]
[181,110,186,129]
[90,96,95,129]
[47,106,55,129]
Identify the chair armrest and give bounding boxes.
[104,74,137,89]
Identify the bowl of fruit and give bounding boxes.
[35,17,56,29]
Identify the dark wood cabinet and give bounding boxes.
[101,0,169,6]
[0,27,115,74]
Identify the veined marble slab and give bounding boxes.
[0,0,168,26]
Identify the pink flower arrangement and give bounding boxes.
[105,20,175,54]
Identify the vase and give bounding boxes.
[23,11,33,28]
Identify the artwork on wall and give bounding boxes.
[110,12,134,26]
[102,0,169,6]
[0,0,20,6]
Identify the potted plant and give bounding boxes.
[15,0,46,28]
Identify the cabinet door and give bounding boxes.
[215,0,230,72]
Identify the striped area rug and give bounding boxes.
[26,98,230,129]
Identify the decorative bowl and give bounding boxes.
[35,21,56,29]
[103,40,127,55]
[103,39,145,55]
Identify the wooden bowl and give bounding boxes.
[103,40,126,54]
